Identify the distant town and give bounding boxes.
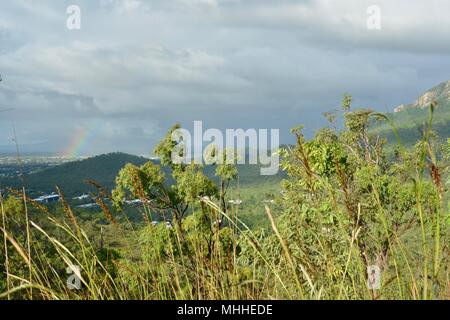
[0,154,83,178]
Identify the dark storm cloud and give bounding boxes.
[0,0,449,155]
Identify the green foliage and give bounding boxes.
[2,196,24,222]
[1,96,448,300]
[112,162,166,210]
[0,152,151,198]
[372,101,450,150]
[154,124,182,167]
[277,96,448,298]
[173,164,218,204]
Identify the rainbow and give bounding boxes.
[61,126,89,158]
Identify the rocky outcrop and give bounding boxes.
[394,80,450,112]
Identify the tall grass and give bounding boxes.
[0,106,449,300]
[1,177,447,300]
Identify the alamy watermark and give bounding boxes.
[66,264,82,290]
[65,5,380,31]
[367,265,381,290]
[367,5,382,30]
[171,121,280,176]
[66,5,81,30]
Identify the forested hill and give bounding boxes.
[0,152,286,197]
[0,153,150,197]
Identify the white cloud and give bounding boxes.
[178,0,218,7]
[0,0,449,154]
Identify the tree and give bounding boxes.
[278,95,446,298]
[112,124,237,230]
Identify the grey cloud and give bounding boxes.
[0,0,449,155]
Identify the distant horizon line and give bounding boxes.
[0,146,284,159]
[0,151,155,158]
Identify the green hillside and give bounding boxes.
[0,153,150,197]
[372,81,450,148]
[0,152,286,197]
[2,102,448,301]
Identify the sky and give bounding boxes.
[1,0,450,156]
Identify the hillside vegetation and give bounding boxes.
[372,80,450,149]
[0,153,150,197]
[1,95,448,300]
[0,153,286,198]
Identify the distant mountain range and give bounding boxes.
[373,80,450,147]
[0,152,286,197]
